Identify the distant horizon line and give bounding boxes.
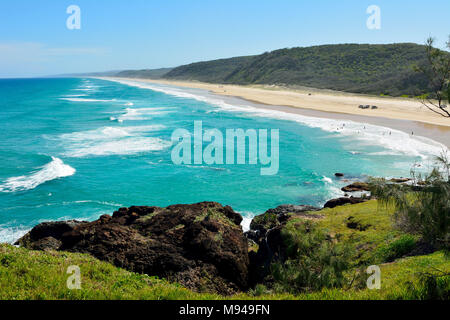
[1,40,447,79]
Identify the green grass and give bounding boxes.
[1,200,448,300]
[289,252,449,300]
[288,200,412,265]
[0,244,220,300]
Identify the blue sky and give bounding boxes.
[0,0,449,77]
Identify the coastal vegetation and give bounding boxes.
[261,200,449,299]
[115,68,174,79]
[2,197,448,300]
[371,154,450,253]
[268,220,354,294]
[119,43,439,97]
[414,37,450,117]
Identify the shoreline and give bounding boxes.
[103,77,450,148]
[6,77,448,244]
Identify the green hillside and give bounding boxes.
[116,68,173,79]
[164,56,255,83]
[163,43,431,96]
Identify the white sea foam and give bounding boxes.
[60,98,116,102]
[118,107,174,121]
[59,125,169,157]
[66,200,123,207]
[60,125,165,141]
[112,79,234,109]
[321,175,346,200]
[0,225,30,244]
[109,116,125,123]
[322,176,333,184]
[325,183,346,200]
[63,94,88,97]
[109,79,448,160]
[65,137,170,157]
[0,157,76,193]
[241,217,252,232]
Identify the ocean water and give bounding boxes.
[0,78,446,243]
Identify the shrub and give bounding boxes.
[371,155,450,252]
[249,284,269,297]
[406,270,450,300]
[377,235,417,262]
[269,221,354,294]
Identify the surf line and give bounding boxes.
[171,121,279,176]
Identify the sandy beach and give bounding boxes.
[105,77,450,148]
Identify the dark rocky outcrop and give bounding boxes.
[341,182,370,192]
[390,177,412,183]
[245,204,322,285]
[16,220,87,250]
[247,205,321,243]
[324,196,371,209]
[17,202,249,295]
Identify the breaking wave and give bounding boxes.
[58,125,169,157]
[0,157,76,193]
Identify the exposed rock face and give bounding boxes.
[17,202,249,295]
[341,182,370,192]
[390,178,412,183]
[245,204,322,285]
[16,220,87,250]
[324,196,371,209]
[247,205,321,243]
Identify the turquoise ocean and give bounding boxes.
[0,78,446,242]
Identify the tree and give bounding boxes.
[269,221,354,293]
[371,154,450,252]
[415,36,450,117]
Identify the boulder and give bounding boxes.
[17,202,249,295]
[249,204,321,236]
[341,182,370,192]
[15,220,87,248]
[390,178,411,183]
[335,173,344,177]
[324,196,370,209]
[26,236,63,251]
